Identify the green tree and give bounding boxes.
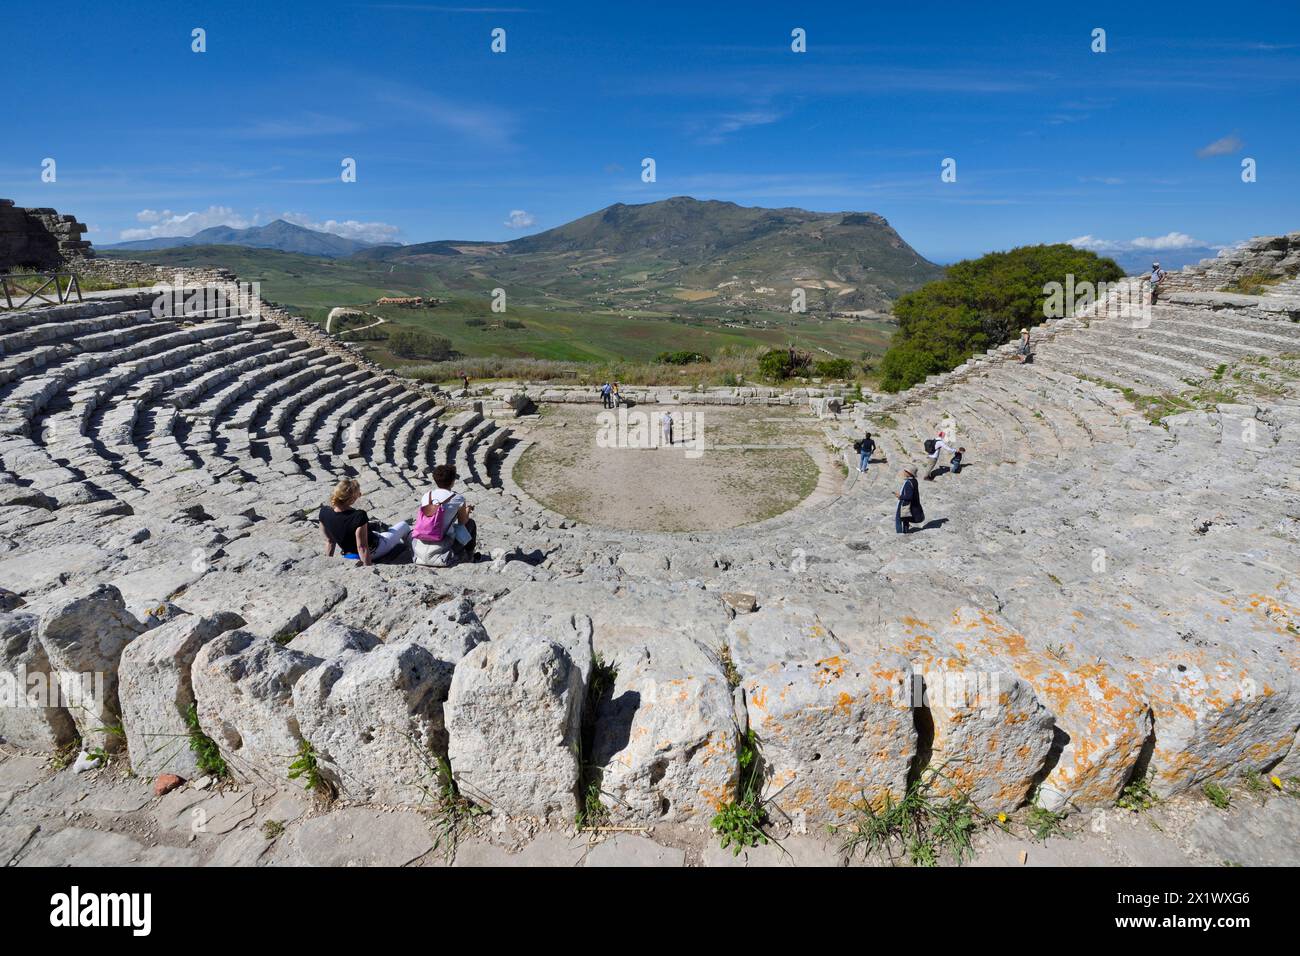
[879,244,1122,392]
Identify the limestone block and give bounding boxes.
[445,617,592,821]
[37,583,144,751]
[727,602,915,824]
[118,612,244,778]
[191,630,321,784]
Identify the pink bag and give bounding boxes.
[413,492,453,543]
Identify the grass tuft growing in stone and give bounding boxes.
[1026,790,1068,842]
[575,654,618,829]
[838,766,978,867]
[1203,781,1231,810]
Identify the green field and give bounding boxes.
[104,245,896,369]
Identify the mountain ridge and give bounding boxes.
[354,196,943,313]
[104,219,381,258]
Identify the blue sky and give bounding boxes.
[3,0,1297,262]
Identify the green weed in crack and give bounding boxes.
[184,703,227,778]
[288,739,334,799]
[575,653,619,829]
[1116,773,1159,813]
[837,765,978,867]
[1203,781,1232,810]
[429,754,487,859]
[1026,788,1068,841]
[711,728,771,856]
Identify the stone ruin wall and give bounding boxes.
[0,199,93,270]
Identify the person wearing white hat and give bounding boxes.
[1148,261,1168,304]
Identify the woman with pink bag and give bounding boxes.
[411,464,478,567]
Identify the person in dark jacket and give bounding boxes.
[949,447,965,474]
[857,432,876,473]
[895,468,924,534]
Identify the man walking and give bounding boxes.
[857,431,875,473]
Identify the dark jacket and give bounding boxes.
[898,477,924,523]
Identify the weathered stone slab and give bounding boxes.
[445,617,592,821]
[265,807,435,866]
[294,643,447,803]
[37,583,144,751]
[727,602,915,825]
[0,610,77,750]
[191,630,321,785]
[176,571,345,642]
[118,612,245,778]
[15,826,199,867]
[585,834,686,867]
[452,831,587,867]
[593,640,737,823]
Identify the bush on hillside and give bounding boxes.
[879,244,1122,392]
[655,350,710,365]
[386,328,454,360]
[813,358,853,379]
[758,348,814,381]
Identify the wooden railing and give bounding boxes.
[1,272,83,309]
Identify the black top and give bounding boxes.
[319,506,375,552]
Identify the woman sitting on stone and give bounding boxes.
[412,464,478,567]
[319,478,410,566]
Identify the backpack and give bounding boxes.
[924,438,937,454]
[413,490,455,543]
[852,439,862,452]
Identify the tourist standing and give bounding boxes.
[612,381,622,407]
[1148,261,1167,305]
[600,381,613,408]
[661,410,674,445]
[895,469,923,534]
[924,432,953,481]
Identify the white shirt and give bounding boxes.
[419,487,464,544]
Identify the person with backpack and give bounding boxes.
[923,432,953,481]
[600,382,613,408]
[856,432,876,473]
[895,468,924,534]
[412,464,478,567]
[319,478,410,566]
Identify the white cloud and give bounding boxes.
[280,212,401,244]
[697,109,784,145]
[503,209,536,229]
[1196,134,1244,157]
[120,206,257,240]
[1067,232,1214,252]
